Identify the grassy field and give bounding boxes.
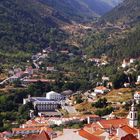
[103,88,133,103]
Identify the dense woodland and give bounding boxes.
[0,0,67,66]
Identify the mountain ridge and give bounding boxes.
[102,0,140,25]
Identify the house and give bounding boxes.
[137,76,140,83]
[116,125,139,139]
[87,115,101,124]
[12,127,40,136]
[130,59,136,64]
[25,66,33,76]
[21,119,48,128]
[121,134,138,140]
[93,86,109,95]
[88,58,101,63]
[8,75,19,83]
[124,83,130,88]
[46,91,64,100]
[122,59,130,68]
[21,130,50,140]
[46,66,55,71]
[62,90,73,97]
[102,76,110,81]
[134,91,140,104]
[79,129,102,140]
[60,50,69,54]
[48,117,84,126]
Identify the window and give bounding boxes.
[131,113,132,118]
[135,113,137,119]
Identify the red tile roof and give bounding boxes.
[98,118,128,129]
[120,125,138,135]
[121,134,138,140]
[79,129,101,140]
[21,131,50,140]
[95,86,107,90]
[12,127,40,132]
[88,114,100,118]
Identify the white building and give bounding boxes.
[23,97,60,112]
[102,76,109,81]
[128,102,138,128]
[94,86,109,95]
[12,127,40,136]
[122,59,130,68]
[46,66,55,71]
[23,91,64,112]
[48,117,83,126]
[8,75,19,83]
[130,58,136,64]
[134,92,140,104]
[137,75,140,83]
[46,91,64,100]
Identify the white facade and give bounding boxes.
[49,117,82,126]
[23,91,64,112]
[137,76,140,82]
[46,91,64,100]
[94,87,109,94]
[122,59,129,68]
[34,100,59,111]
[130,58,136,64]
[129,103,138,128]
[46,66,55,71]
[9,75,19,82]
[23,97,61,112]
[116,127,128,139]
[12,128,40,136]
[134,92,140,103]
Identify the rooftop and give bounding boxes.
[98,118,128,129]
[79,129,101,140]
[120,125,138,135]
[30,97,56,102]
[121,134,138,140]
[95,86,108,90]
[21,130,50,140]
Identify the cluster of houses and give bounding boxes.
[88,57,109,66]
[121,59,136,68]
[0,99,140,140]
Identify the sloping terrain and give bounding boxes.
[102,0,140,24]
[0,0,69,65]
[0,0,121,66]
[83,0,140,61]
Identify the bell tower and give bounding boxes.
[129,102,138,128]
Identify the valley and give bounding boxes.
[1,0,140,140]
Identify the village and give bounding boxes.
[0,46,140,140]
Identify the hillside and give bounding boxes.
[101,0,140,59]
[102,0,123,7]
[40,0,120,22]
[83,0,140,61]
[0,0,69,66]
[0,0,122,67]
[102,0,140,24]
[80,0,120,16]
